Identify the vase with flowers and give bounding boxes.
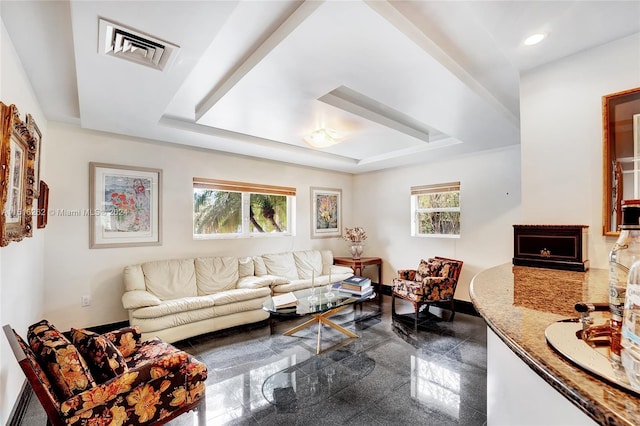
[343,226,367,259]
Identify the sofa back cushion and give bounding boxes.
[238,257,254,277]
[293,250,323,279]
[253,256,268,276]
[27,320,96,400]
[70,328,128,383]
[320,250,335,275]
[262,252,299,280]
[195,256,239,295]
[142,259,197,300]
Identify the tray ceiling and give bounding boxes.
[2,1,639,173]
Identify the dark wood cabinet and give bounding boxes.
[512,225,589,272]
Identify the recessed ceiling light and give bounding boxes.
[524,33,547,46]
[304,128,343,149]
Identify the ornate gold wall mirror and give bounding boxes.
[603,87,640,236]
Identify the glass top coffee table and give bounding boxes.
[263,286,375,354]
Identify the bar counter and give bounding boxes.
[470,263,640,425]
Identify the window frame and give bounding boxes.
[193,178,296,239]
[411,181,461,238]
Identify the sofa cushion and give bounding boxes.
[123,264,146,291]
[238,256,254,277]
[195,256,239,295]
[142,259,197,300]
[393,276,450,302]
[132,295,217,319]
[293,250,323,279]
[70,328,128,383]
[126,337,188,370]
[253,256,268,276]
[131,296,268,333]
[27,320,96,399]
[103,326,141,358]
[320,250,335,274]
[263,252,298,280]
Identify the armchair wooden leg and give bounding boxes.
[449,300,456,322]
[391,294,396,315]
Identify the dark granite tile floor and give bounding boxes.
[18,295,487,425]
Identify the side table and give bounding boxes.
[333,256,383,304]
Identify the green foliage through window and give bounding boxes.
[412,182,460,237]
[193,179,294,237]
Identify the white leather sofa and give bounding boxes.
[258,250,353,294]
[122,250,353,343]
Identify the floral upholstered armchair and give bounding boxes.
[3,320,207,425]
[392,256,463,322]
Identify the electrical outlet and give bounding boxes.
[81,295,91,307]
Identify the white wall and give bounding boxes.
[0,22,47,423]
[520,33,640,270]
[8,13,635,425]
[43,123,354,329]
[353,145,522,301]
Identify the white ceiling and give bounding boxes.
[2,1,639,174]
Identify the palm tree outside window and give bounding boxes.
[193,178,295,238]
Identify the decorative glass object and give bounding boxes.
[308,270,318,304]
[343,226,367,259]
[349,241,364,259]
[307,288,318,305]
[326,283,335,301]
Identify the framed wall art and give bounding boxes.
[37,180,49,229]
[26,113,42,198]
[89,162,162,248]
[310,187,341,239]
[0,103,36,247]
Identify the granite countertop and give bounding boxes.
[470,263,640,426]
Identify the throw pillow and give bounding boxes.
[71,328,128,383]
[415,259,431,281]
[103,326,141,358]
[27,319,96,399]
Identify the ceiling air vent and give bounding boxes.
[98,18,179,71]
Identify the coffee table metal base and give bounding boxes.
[283,305,358,354]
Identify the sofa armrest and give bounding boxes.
[266,274,290,285]
[331,265,354,275]
[122,290,161,310]
[236,275,273,289]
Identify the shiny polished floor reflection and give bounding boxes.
[20,296,487,425]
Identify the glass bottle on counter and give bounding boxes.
[609,199,640,367]
[621,259,640,389]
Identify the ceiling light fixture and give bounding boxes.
[304,128,343,149]
[523,33,547,46]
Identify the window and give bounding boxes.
[411,181,460,237]
[193,178,295,238]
